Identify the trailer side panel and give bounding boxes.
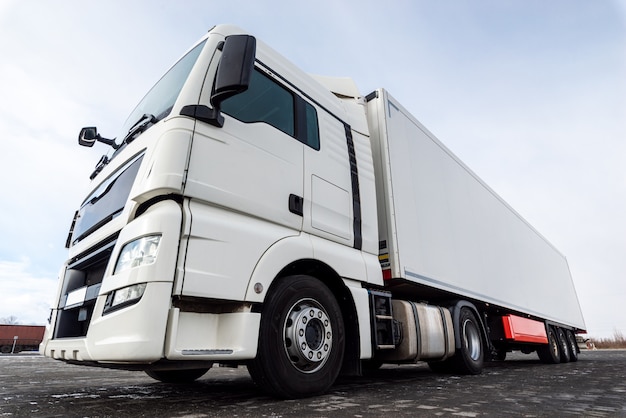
[368,89,585,330]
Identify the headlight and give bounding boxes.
[114,235,161,274]
[103,283,147,314]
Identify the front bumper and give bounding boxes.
[44,281,172,363]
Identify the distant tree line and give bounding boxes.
[0,316,19,325]
[591,330,626,349]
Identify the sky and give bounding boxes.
[0,1,624,339]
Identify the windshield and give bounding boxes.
[116,39,207,143]
[71,154,144,246]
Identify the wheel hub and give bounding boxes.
[284,299,332,373]
[462,319,482,361]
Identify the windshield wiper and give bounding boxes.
[124,113,157,144]
[90,155,110,180]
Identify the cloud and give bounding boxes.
[0,0,624,340]
[0,64,99,268]
[0,258,58,325]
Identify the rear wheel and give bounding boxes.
[537,326,561,364]
[452,307,484,374]
[248,275,345,398]
[145,368,210,383]
[556,328,571,363]
[565,330,579,362]
[428,358,454,373]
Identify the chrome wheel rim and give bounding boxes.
[463,318,482,361]
[283,298,333,373]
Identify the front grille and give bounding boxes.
[53,237,117,338]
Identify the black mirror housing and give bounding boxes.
[78,127,98,147]
[78,126,117,149]
[211,35,256,107]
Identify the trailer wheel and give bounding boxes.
[556,328,571,363]
[248,275,344,398]
[0,345,11,354]
[537,326,561,364]
[145,368,210,383]
[565,330,579,362]
[452,307,484,374]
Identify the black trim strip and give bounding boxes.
[344,124,362,250]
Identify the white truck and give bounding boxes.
[41,24,586,398]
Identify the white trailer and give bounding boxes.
[367,89,585,330]
[41,25,585,398]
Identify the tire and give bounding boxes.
[145,368,210,383]
[428,358,454,373]
[556,328,571,363]
[494,348,507,361]
[362,359,383,372]
[537,326,561,364]
[452,307,484,374]
[248,275,345,398]
[0,345,11,354]
[565,330,579,362]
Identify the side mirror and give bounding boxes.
[78,127,117,148]
[78,127,97,147]
[211,34,256,108]
[180,34,256,129]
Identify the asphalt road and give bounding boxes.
[1,350,625,417]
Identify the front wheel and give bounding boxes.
[145,368,210,383]
[248,275,345,398]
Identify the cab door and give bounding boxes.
[181,66,304,301]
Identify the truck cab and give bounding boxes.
[42,25,380,397]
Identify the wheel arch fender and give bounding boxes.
[244,234,314,303]
[244,237,363,376]
[449,300,490,352]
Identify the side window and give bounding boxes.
[221,69,295,137]
[305,102,320,150]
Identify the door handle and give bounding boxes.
[289,194,303,216]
